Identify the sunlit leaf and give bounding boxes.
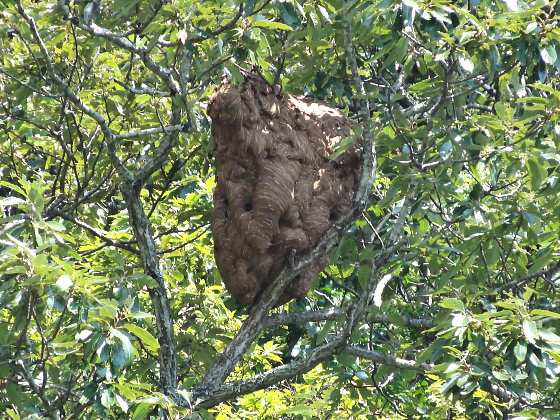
[440,298,466,312]
[124,324,160,352]
[253,19,293,31]
[522,319,539,344]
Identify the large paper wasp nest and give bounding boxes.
[209,74,361,306]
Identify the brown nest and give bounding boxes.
[208,74,361,306]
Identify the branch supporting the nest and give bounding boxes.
[194,337,346,410]
[192,261,305,403]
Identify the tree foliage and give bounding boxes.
[1,0,560,419]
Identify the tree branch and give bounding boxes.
[264,308,345,327]
[119,180,184,404]
[57,0,181,95]
[264,309,434,330]
[190,3,244,43]
[49,209,139,254]
[114,124,188,141]
[343,345,433,372]
[17,2,132,182]
[496,262,560,294]
[113,79,170,97]
[191,252,306,403]
[193,337,345,410]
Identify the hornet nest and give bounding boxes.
[208,74,361,307]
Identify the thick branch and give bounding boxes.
[119,181,184,404]
[194,338,345,410]
[193,339,433,411]
[264,308,345,327]
[192,253,305,403]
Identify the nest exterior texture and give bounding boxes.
[209,75,361,306]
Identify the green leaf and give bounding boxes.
[111,328,135,366]
[538,329,560,344]
[0,181,25,196]
[336,354,357,366]
[441,372,461,394]
[528,247,552,275]
[112,343,126,370]
[124,324,160,352]
[253,19,293,31]
[451,314,469,327]
[458,53,474,73]
[514,341,527,361]
[522,319,539,344]
[378,178,407,207]
[387,313,405,327]
[355,370,369,380]
[540,44,557,64]
[132,402,152,420]
[46,220,66,231]
[115,393,129,413]
[530,309,560,319]
[98,304,118,320]
[0,197,25,206]
[527,157,548,190]
[276,405,314,415]
[440,298,465,312]
[55,274,74,291]
[444,361,461,374]
[439,142,453,159]
[100,387,115,408]
[113,383,136,400]
[277,2,299,26]
[394,37,409,63]
[327,136,356,160]
[129,272,158,288]
[5,407,19,420]
[408,79,442,93]
[528,351,546,368]
[316,320,335,344]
